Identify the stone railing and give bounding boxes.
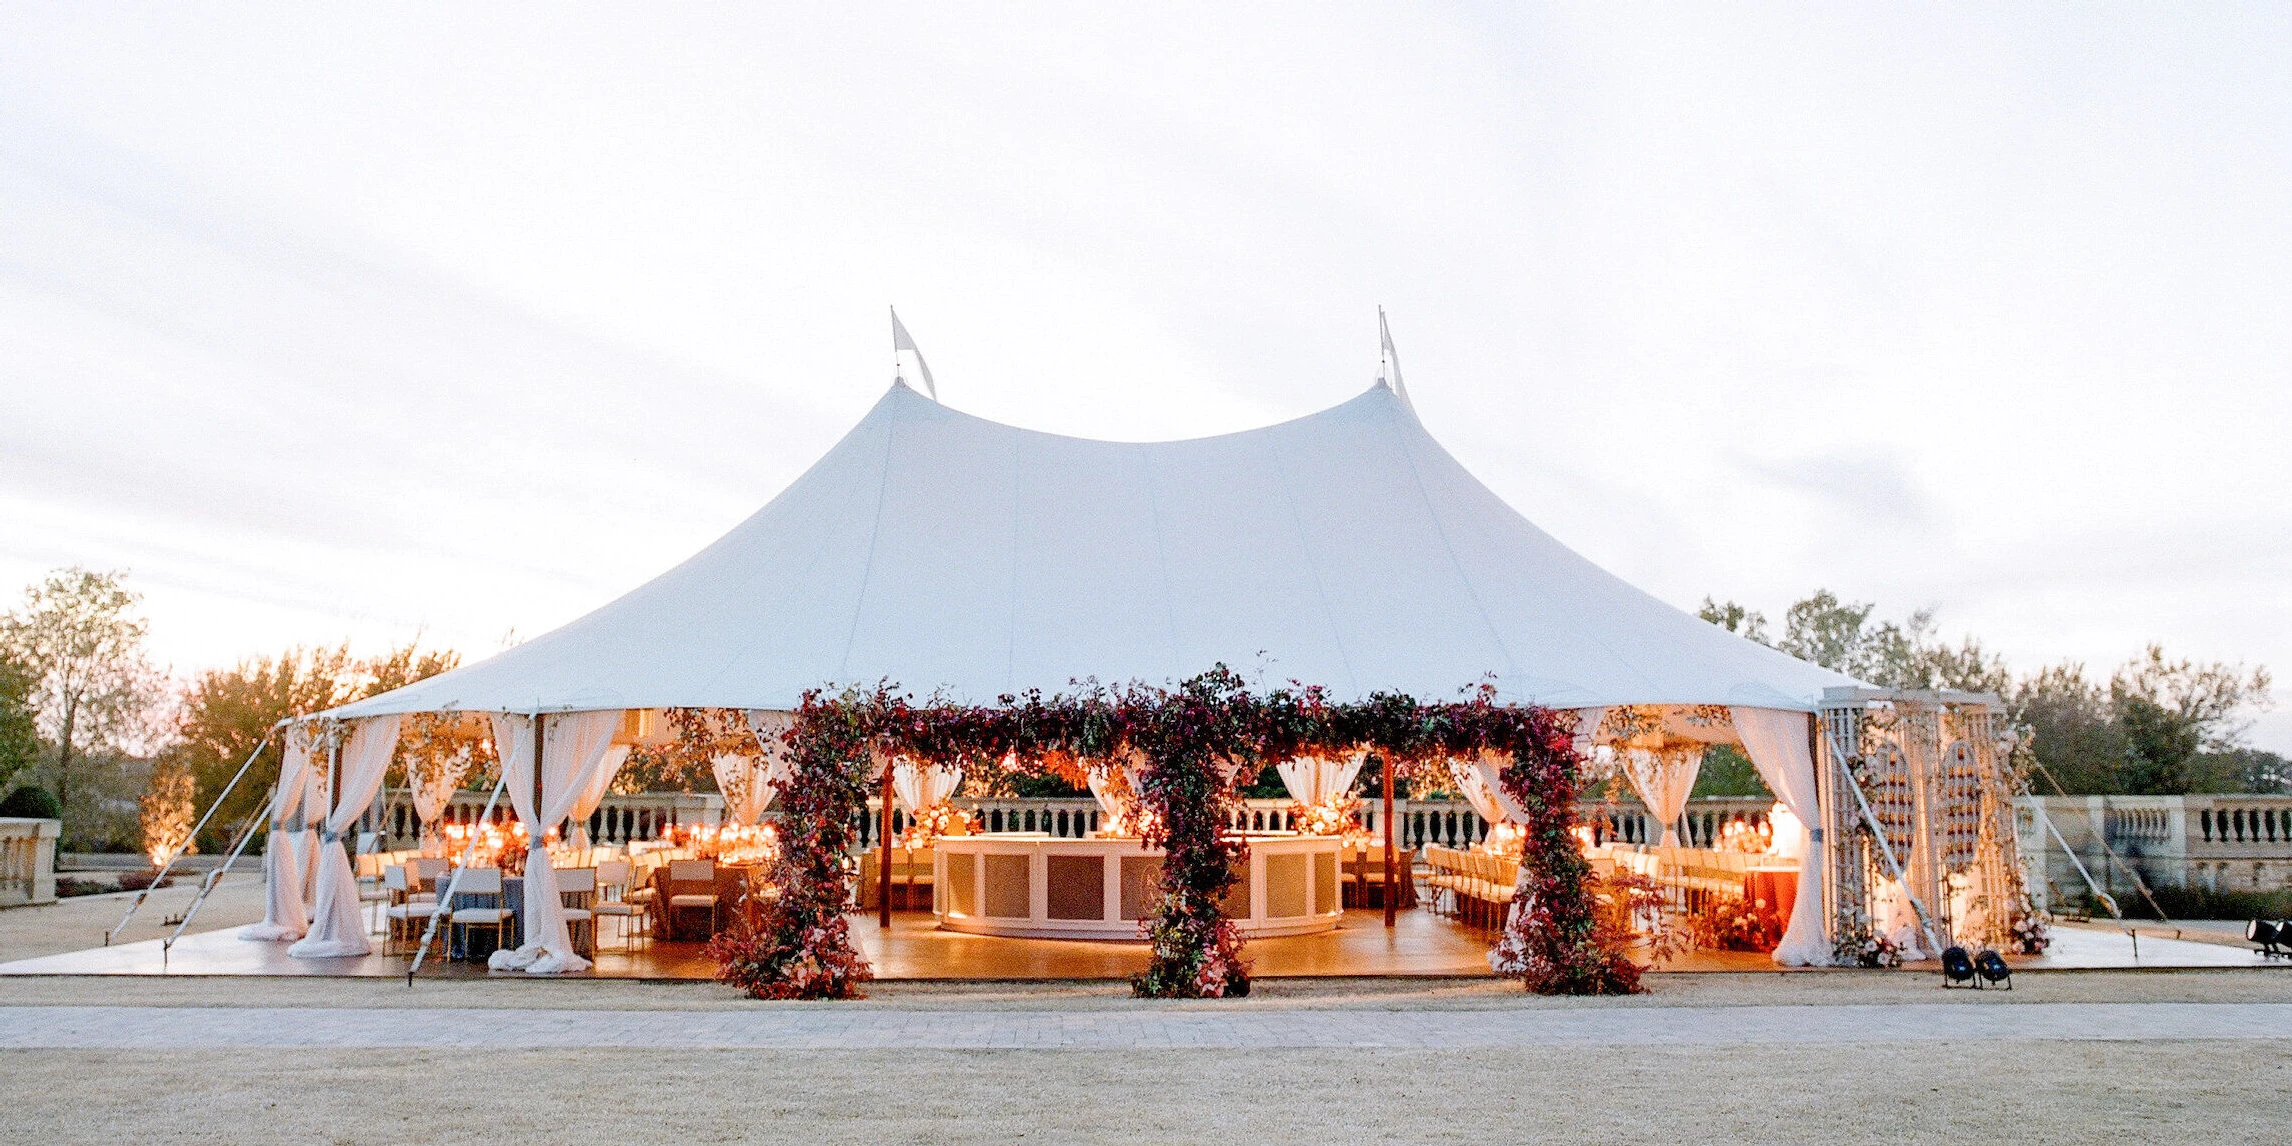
[2016,794,2292,905]
[361,788,1784,863]
[365,789,726,851]
[841,794,1777,856]
[0,817,59,906]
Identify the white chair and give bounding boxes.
[356,853,392,935]
[556,867,597,956]
[592,860,649,950]
[447,867,511,960]
[667,859,719,939]
[381,865,440,952]
[409,857,450,902]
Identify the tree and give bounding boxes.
[2107,644,2271,795]
[1705,586,2274,796]
[0,651,40,796]
[1716,588,2011,692]
[168,644,362,840]
[167,640,462,845]
[2010,663,2124,794]
[1697,598,1770,645]
[1,569,164,821]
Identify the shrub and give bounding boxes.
[114,869,172,892]
[0,785,63,820]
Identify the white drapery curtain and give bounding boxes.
[409,743,470,855]
[1275,751,1365,807]
[297,764,324,905]
[1731,706,1830,967]
[566,744,630,848]
[1084,766,1126,823]
[1572,707,1607,758]
[489,709,624,974]
[1450,759,1511,826]
[707,709,797,826]
[1084,755,1146,833]
[892,757,963,815]
[1466,752,1530,824]
[288,716,402,958]
[1620,745,1700,847]
[241,726,316,941]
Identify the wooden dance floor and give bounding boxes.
[0,909,2273,980]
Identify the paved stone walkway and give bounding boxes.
[0,1002,2286,1049]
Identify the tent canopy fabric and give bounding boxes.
[330,381,1853,719]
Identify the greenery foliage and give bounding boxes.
[1701,590,2278,796]
[0,568,164,833]
[0,785,62,820]
[0,653,39,796]
[167,641,461,850]
[708,669,1630,1001]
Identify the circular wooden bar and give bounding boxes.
[933,832,1344,940]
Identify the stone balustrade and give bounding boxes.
[0,817,59,906]
[2017,794,2292,904]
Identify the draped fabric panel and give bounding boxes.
[892,758,963,815]
[1572,707,1607,759]
[566,745,629,848]
[298,764,324,905]
[1620,746,1700,847]
[1084,766,1126,825]
[410,744,470,854]
[1456,709,1609,834]
[241,727,315,941]
[289,716,402,958]
[1275,751,1365,807]
[712,709,797,826]
[490,709,623,974]
[1731,706,1830,966]
[1084,755,1147,833]
[1450,759,1509,826]
[1467,752,1529,824]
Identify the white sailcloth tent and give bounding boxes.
[322,378,1859,968]
[332,380,1850,719]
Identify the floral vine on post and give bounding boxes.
[710,688,882,1000]
[712,671,1626,1000]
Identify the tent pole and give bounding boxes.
[164,780,276,963]
[106,728,275,945]
[531,713,546,952]
[1382,753,1396,929]
[879,762,895,928]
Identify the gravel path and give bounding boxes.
[4,999,2287,1049]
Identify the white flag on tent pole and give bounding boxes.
[1377,307,1410,408]
[890,307,938,401]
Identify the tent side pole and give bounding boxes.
[408,774,513,982]
[163,780,277,963]
[108,729,275,946]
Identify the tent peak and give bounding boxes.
[872,378,1418,449]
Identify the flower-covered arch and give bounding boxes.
[711,667,1644,1000]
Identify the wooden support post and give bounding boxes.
[1382,752,1397,929]
[879,762,895,928]
[530,714,545,952]
[532,715,547,840]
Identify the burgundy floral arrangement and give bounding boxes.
[711,670,1641,1000]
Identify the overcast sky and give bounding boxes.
[2,5,2286,750]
